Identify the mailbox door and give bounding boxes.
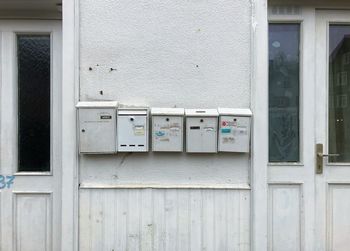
[152,116,183,152]
[118,114,148,152]
[186,117,217,153]
[79,108,117,153]
[219,116,250,152]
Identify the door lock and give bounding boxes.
[316,143,340,174]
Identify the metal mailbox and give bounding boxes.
[218,108,252,153]
[117,108,149,152]
[76,101,118,154]
[185,109,218,153]
[151,108,184,152]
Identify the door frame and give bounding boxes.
[61,0,80,251]
[251,0,269,250]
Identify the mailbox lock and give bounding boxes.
[200,119,204,123]
[130,117,134,122]
[166,118,169,122]
[81,129,85,133]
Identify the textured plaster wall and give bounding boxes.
[79,0,252,185]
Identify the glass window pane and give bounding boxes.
[329,25,350,163]
[17,34,51,172]
[269,24,300,162]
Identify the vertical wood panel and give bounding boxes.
[141,189,153,251]
[227,190,240,250]
[127,189,141,250]
[103,190,116,250]
[189,190,202,251]
[15,193,52,251]
[116,190,128,250]
[328,184,350,251]
[214,190,227,251]
[79,188,250,251]
[164,190,177,251]
[202,189,215,251]
[269,185,302,251]
[177,190,190,251]
[239,190,250,251]
[153,190,166,251]
[0,192,1,248]
[90,190,103,251]
[78,190,91,250]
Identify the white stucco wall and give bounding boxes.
[79,0,252,186]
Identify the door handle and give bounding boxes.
[316,143,340,174]
[317,153,340,157]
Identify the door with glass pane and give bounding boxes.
[268,10,317,251]
[0,21,61,251]
[315,10,350,251]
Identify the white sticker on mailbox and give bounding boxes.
[134,125,145,136]
[152,116,183,152]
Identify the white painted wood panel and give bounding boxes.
[314,10,350,251]
[268,185,302,251]
[0,21,62,251]
[79,188,250,251]
[328,184,350,251]
[14,193,52,251]
[266,7,317,251]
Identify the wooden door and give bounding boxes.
[315,10,350,251]
[0,20,62,251]
[267,8,317,251]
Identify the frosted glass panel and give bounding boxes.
[329,25,350,163]
[17,35,51,172]
[269,24,300,162]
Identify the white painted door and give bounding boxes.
[267,8,317,251]
[0,21,62,251]
[315,10,350,251]
[267,7,350,251]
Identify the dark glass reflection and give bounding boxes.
[329,25,350,162]
[18,35,51,172]
[269,24,300,162]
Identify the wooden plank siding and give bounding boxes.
[79,189,250,251]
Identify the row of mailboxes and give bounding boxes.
[77,102,252,154]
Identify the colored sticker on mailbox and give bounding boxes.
[221,128,231,133]
[155,131,166,137]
